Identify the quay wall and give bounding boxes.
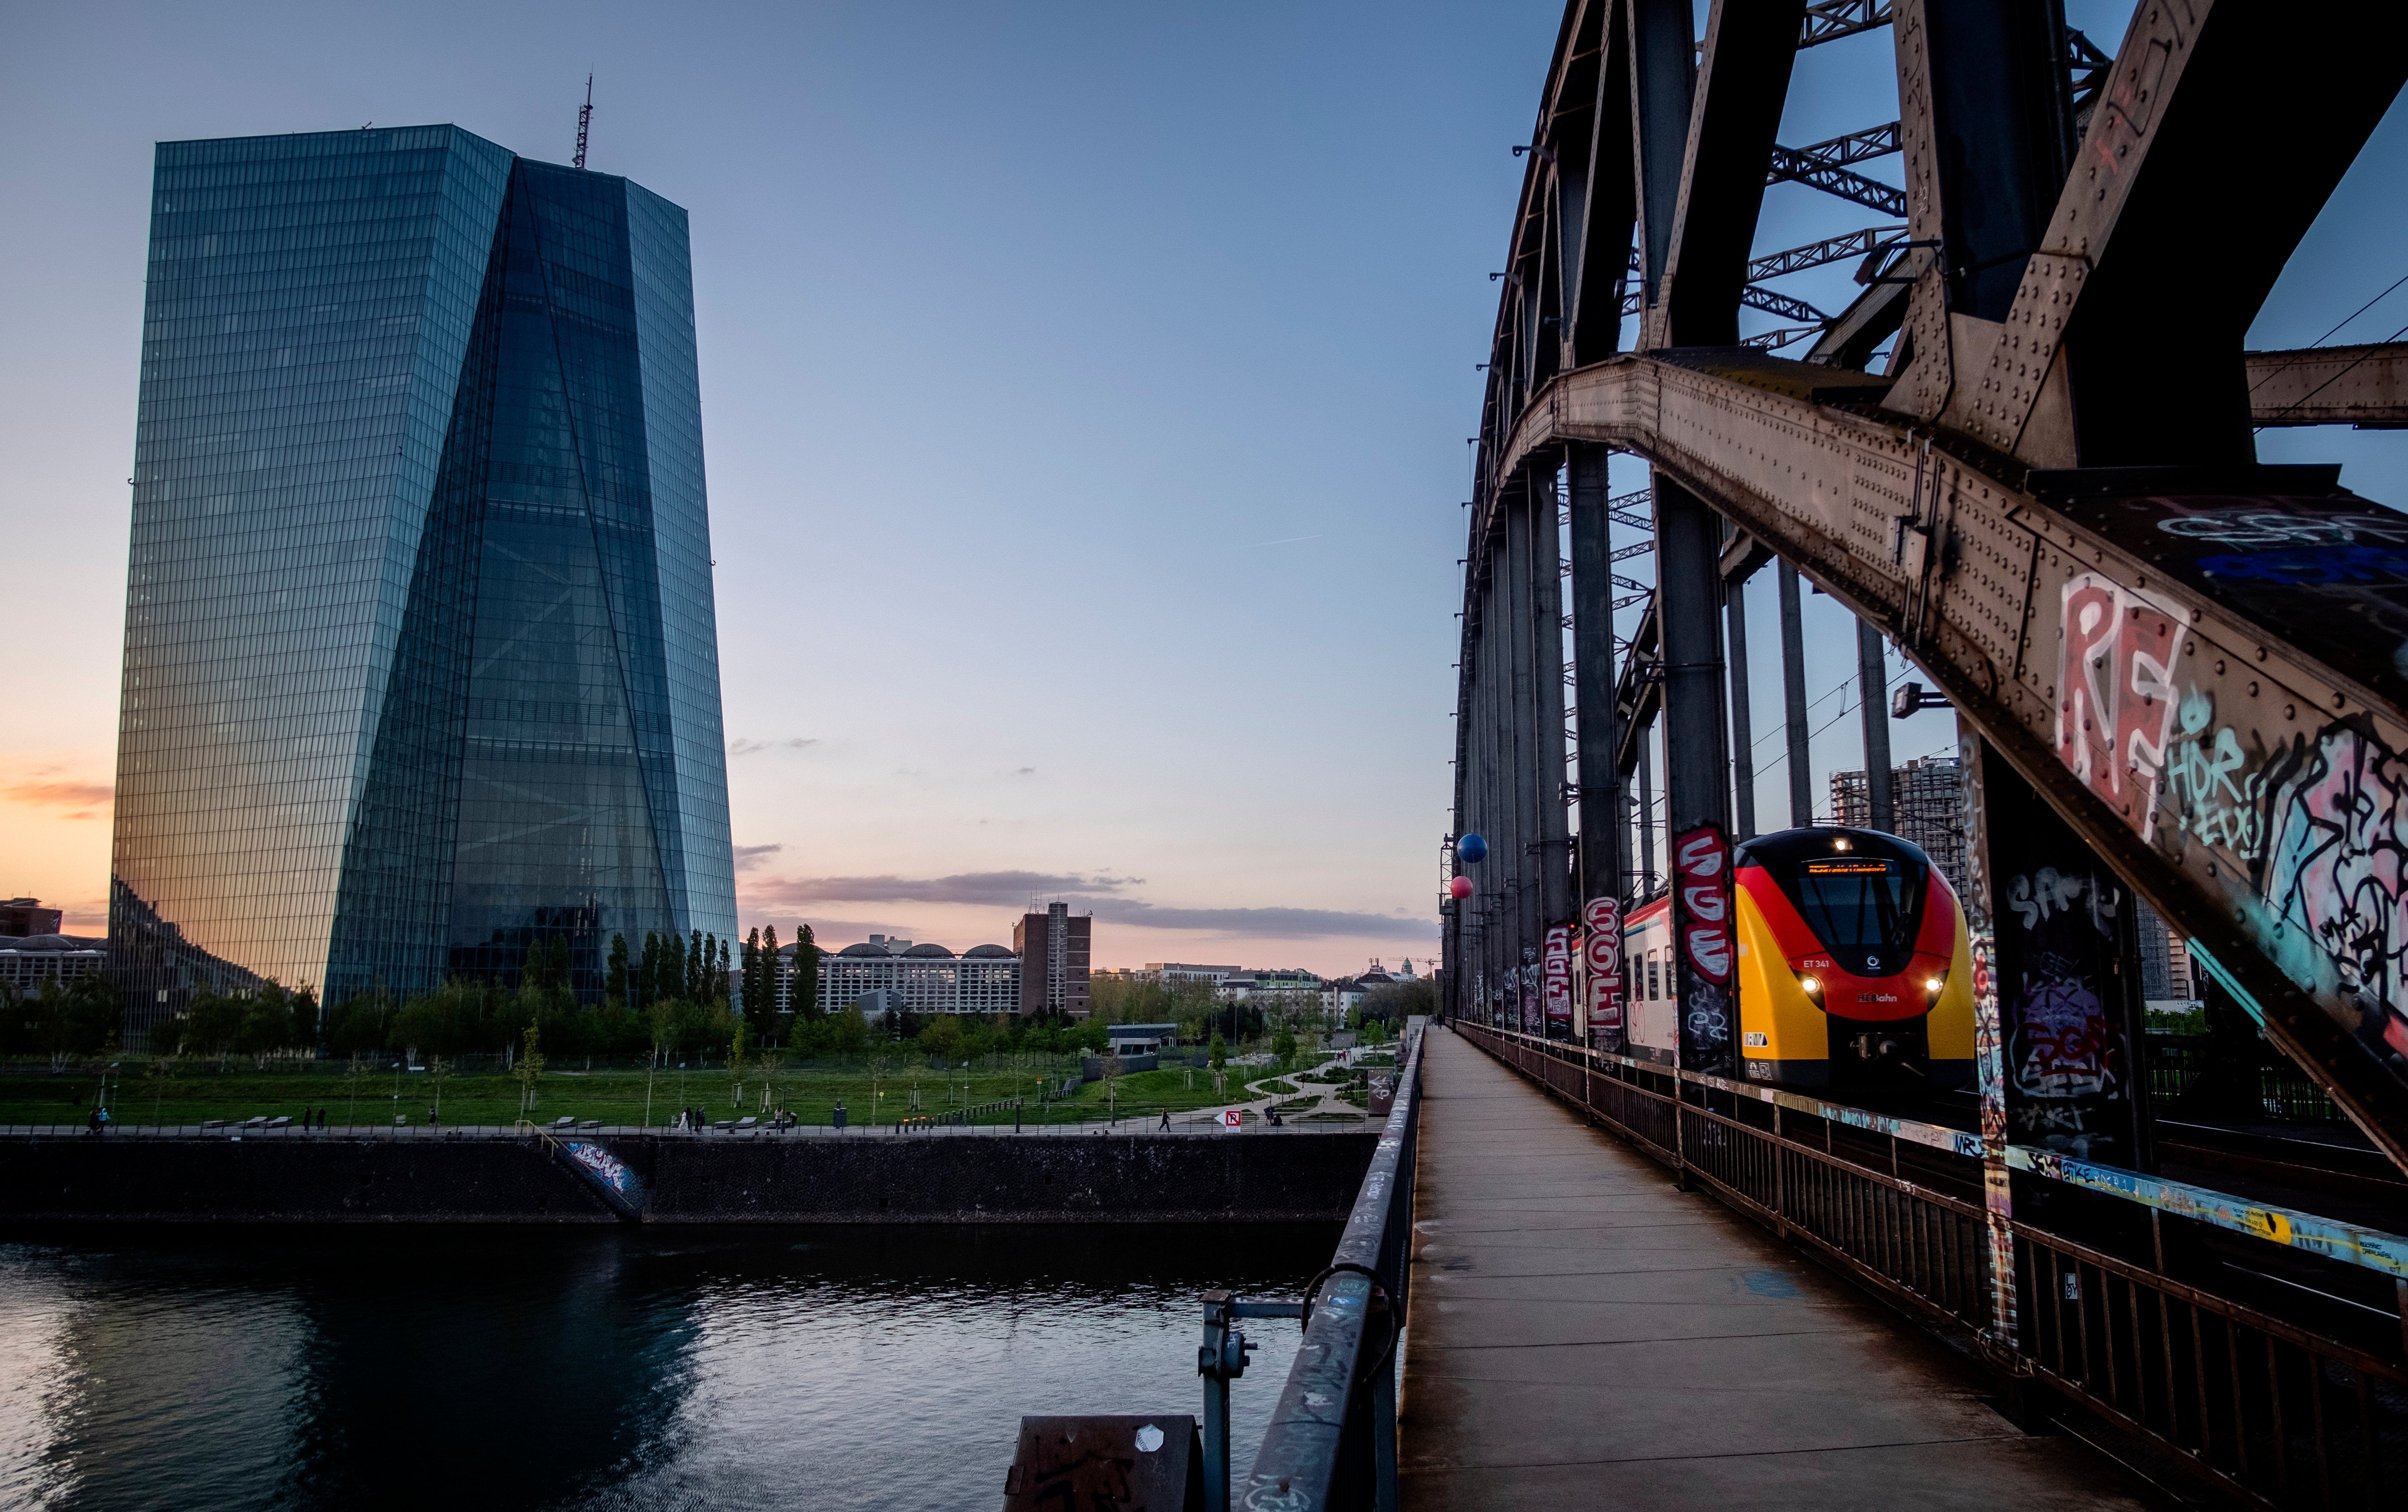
[0,1131,1378,1225]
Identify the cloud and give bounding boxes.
[3,778,114,820]
[728,737,820,756]
[1080,898,1434,941]
[747,871,1131,907]
[1012,767,1036,776]
[731,843,783,871]
[739,870,1426,940]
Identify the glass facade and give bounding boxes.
[112,127,735,1039]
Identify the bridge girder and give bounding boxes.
[1454,0,2408,1168]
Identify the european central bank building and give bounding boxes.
[109,125,737,1041]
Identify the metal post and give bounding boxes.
[1958,724,2018,1368]
[1199,1290,1243,1512]
[1726,570,1757,840]
[1567,442,1626,1050]
[1504,474,1538,1028]
[1654,474,1735,1077]
[1531,459,1572,936]
[1777,560,1812,827]
[1635,725,1656,896]
[1856,618,1893,833]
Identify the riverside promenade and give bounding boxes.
[1397,1027,2166,1509]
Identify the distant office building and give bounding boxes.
[0,935,109,995]
[1216,968,1324,1003]
[817,937,1020,1017]
[1015,902,1091,1018]
[2,899,64,937]
[1831,755,1968,897]
[2137,902,2198,1011]
[1142,962,1242,987]
[109,125,735,1040]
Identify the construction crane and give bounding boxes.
[574,75,593,170]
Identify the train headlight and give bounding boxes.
[1797,975,1821,997]
[1924,976,1944,993]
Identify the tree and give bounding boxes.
[1209,1030,1228,1071]
[147,1047,182,1126]
[832,1001,867,1055]
[687,931,704,1001]
[726,1022,749,1111]
[742,928,763,1024]
[290,986,320,1052]
[795,925,823,1022]
[428,1054,454,1123]
[716,938,732,1004]
[761,926,781,1027]
[918,1014,964,1063]
[236,987,293,1067]
[512,1024,546,1122]
[607,933,630,1012]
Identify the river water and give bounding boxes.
[0,1224,1334,1510]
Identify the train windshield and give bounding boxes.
[1795,857,1920,955]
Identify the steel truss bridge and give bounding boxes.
[1445,3,2408,1501]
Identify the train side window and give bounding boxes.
[1646,953,1659,1001]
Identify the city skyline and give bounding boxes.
[9,2,2407,981]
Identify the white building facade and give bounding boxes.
[815,938,1021,1017]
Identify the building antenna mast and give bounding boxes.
[574,75,593,170]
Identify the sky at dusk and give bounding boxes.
[4,1,2404,976]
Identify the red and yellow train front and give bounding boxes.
[1731,827,1974,1096]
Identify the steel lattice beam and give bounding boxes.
[1799,0,1889,48]
[1764,126,1906,217]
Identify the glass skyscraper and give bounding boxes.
[111,125,735,1038]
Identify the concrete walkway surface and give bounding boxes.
[1398,1027,2170,1510]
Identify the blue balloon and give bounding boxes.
[1456,833,1488,863]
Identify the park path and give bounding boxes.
[1397,1027,2170,1510]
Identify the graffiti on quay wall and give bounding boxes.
[1672,824,1734,1068]
[2055,574,2188,827]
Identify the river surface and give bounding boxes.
[0,1223,1335,1510]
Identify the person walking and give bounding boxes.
[1157,1109,1171,1133]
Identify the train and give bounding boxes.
[1618,825,1974,1097]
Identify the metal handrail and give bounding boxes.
[1468,1024,2408,1281]
[1456,1020,2408,1509]
[1240,1026,1422,1512]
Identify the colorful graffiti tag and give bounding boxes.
[2260,720,2408,1067]
[2055,574,2188,830]
[1543,925,1573,1034]
[1997,858,2135,1155]
[1673,824,1734,1069]
[1583,895,1625,1038]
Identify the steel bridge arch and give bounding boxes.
[1450,0,2408,1169]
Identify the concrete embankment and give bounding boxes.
[0,1131,1378,1225]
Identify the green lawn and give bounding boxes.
[0,1057,1287,1130]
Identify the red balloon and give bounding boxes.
[1450,875,1474,900]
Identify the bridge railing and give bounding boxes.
[1240,1026,1422,1512]
[1455,1020,2408,1510]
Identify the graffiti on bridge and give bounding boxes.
[1996,857,2135,1156]
[2260,721,2408,1068]
[2049,568,2408,1083]
[1673,824,1734,1070]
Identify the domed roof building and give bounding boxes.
[808,934,1021,1018]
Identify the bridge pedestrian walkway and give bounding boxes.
[1397,1028,2166,1509]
